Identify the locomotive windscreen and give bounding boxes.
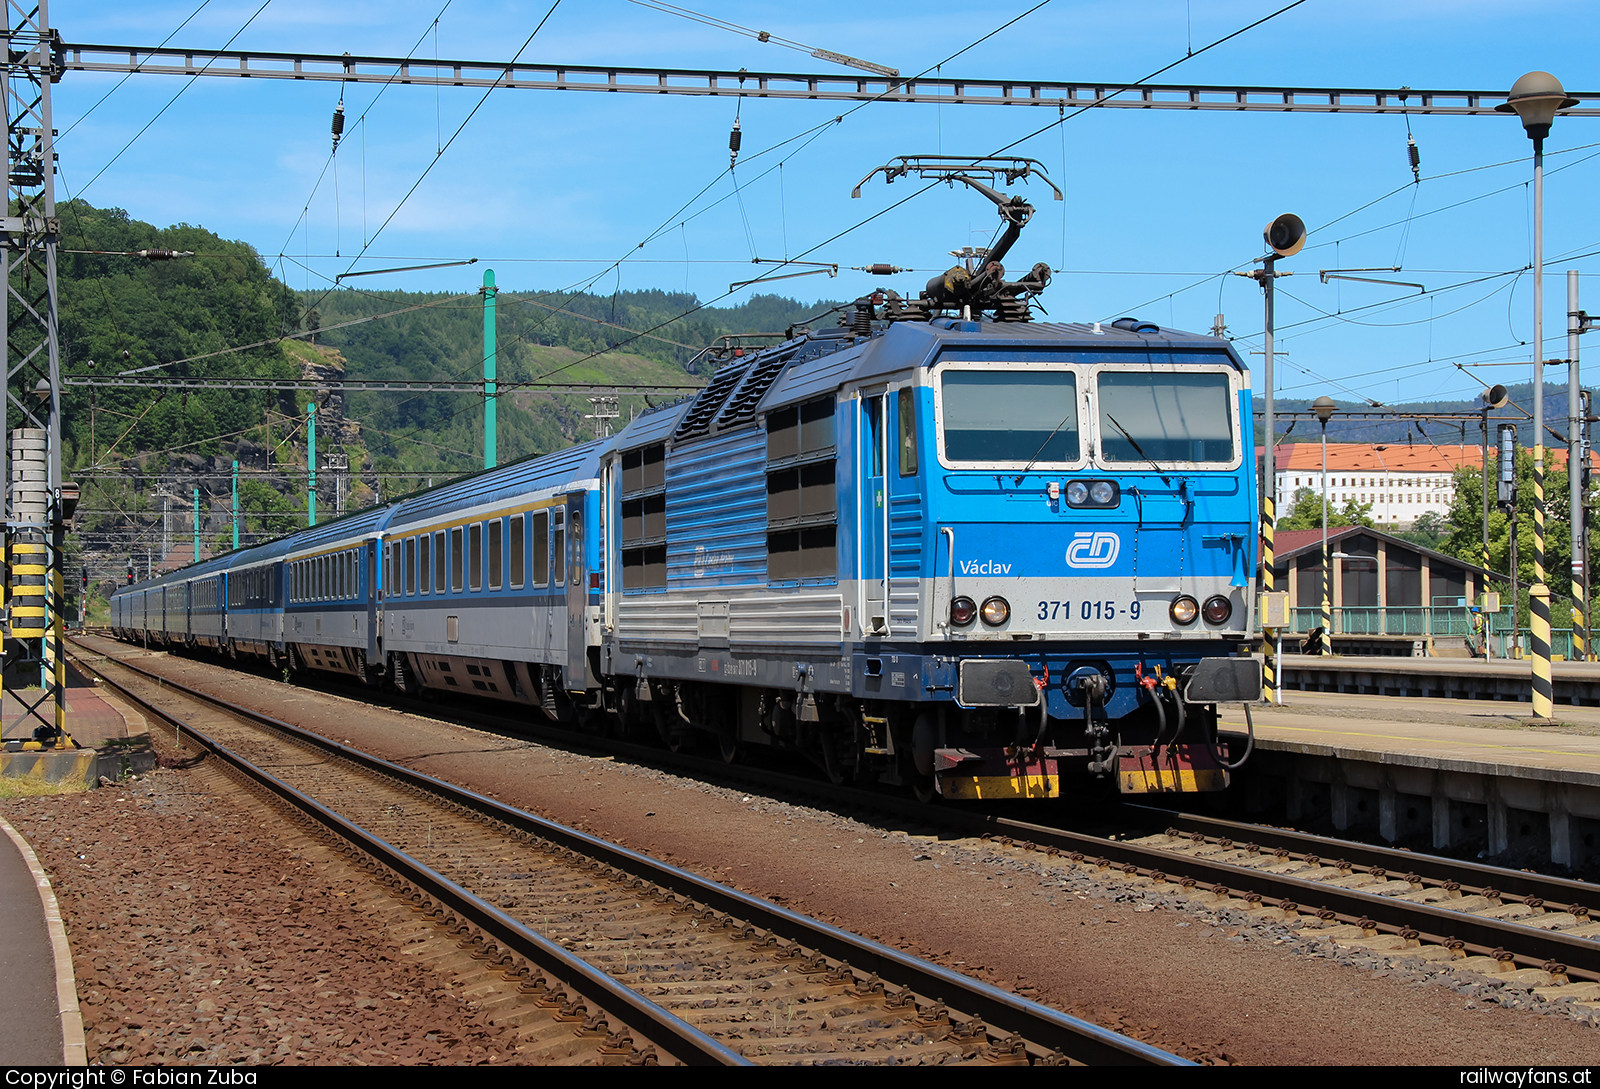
[939,370,1079,464]
[1096,371,1235,464]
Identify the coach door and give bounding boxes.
[365,539,381,658]
[860,391,888,636]
[563,492,591,691]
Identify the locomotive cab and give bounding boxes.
[879,323,1261,799]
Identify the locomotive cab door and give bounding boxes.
[860,390,888,636]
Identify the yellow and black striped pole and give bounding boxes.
[1261,495,1276,702]
[1531,446,1554,718]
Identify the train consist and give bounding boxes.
[111,160,1260,801]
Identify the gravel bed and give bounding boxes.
[0,736,530,1065]
[66,642,1600,1064]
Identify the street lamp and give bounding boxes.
[1499,71,1575,720]
[1373,444,1391,525]
[1313,395,1337,642]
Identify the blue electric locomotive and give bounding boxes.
[111,161,1260,800]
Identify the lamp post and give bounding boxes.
[1313,395,1337,641]
[1373,444,1391,526]
[1499,71,1575,719]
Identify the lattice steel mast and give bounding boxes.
[3,0,74,745]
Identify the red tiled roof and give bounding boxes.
[1260,442,1600,472]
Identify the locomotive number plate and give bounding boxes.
[1035,599,1142,622]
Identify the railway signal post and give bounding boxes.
[1244,213,1305,703]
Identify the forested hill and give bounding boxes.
[304,286,841,475]
[52,198,845,586]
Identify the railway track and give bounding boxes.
[70,638,1185,1067]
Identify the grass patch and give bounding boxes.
[0,774,89,799]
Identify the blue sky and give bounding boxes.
[48,1,1600,407]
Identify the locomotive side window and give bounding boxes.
[766,396,837,582]
[898,388,918,476]
[621,444,667,591]
[488,519,503,590]
[509,515,525,588]
[1095,370,1236,465]
[532,511,549,586]
[450,527,464,592]
[940,370,1079,464]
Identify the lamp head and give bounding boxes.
[1497,71,1577,142]
[1311,395,1337,423]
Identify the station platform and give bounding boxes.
[1221,679,1600,869]
[0,664,150,786]
[0,814,85,1064]
[1276,651,1600,705]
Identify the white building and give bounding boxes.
[1266,443,1479,528]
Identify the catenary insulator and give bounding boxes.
[332,100,346,148]
[728,118,742,169]
[1407,134,1420,183]
[862,264,905,276]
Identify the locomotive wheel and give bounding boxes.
[912,774,939,805]
[718,730,741,765]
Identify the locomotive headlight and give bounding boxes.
[1202,595,1233,625]
[980,596,1010,626]
[1169,595,1199,625]
[950,596,977,626]
[1065,480,1119,508]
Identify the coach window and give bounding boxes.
[405,537,417,595]
[419,535,431,594]
[469,523,484,591]
[532,511,550,586]
[509,515,525,588]
[450,527,464,593]
[552,509,566,586]
[488,519,503,590]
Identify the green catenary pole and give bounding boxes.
[484,267,497,469]
[193,487,200,562]
[307,402,317,527]
[231,460,239,550]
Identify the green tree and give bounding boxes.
[1276,486,1375,531]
